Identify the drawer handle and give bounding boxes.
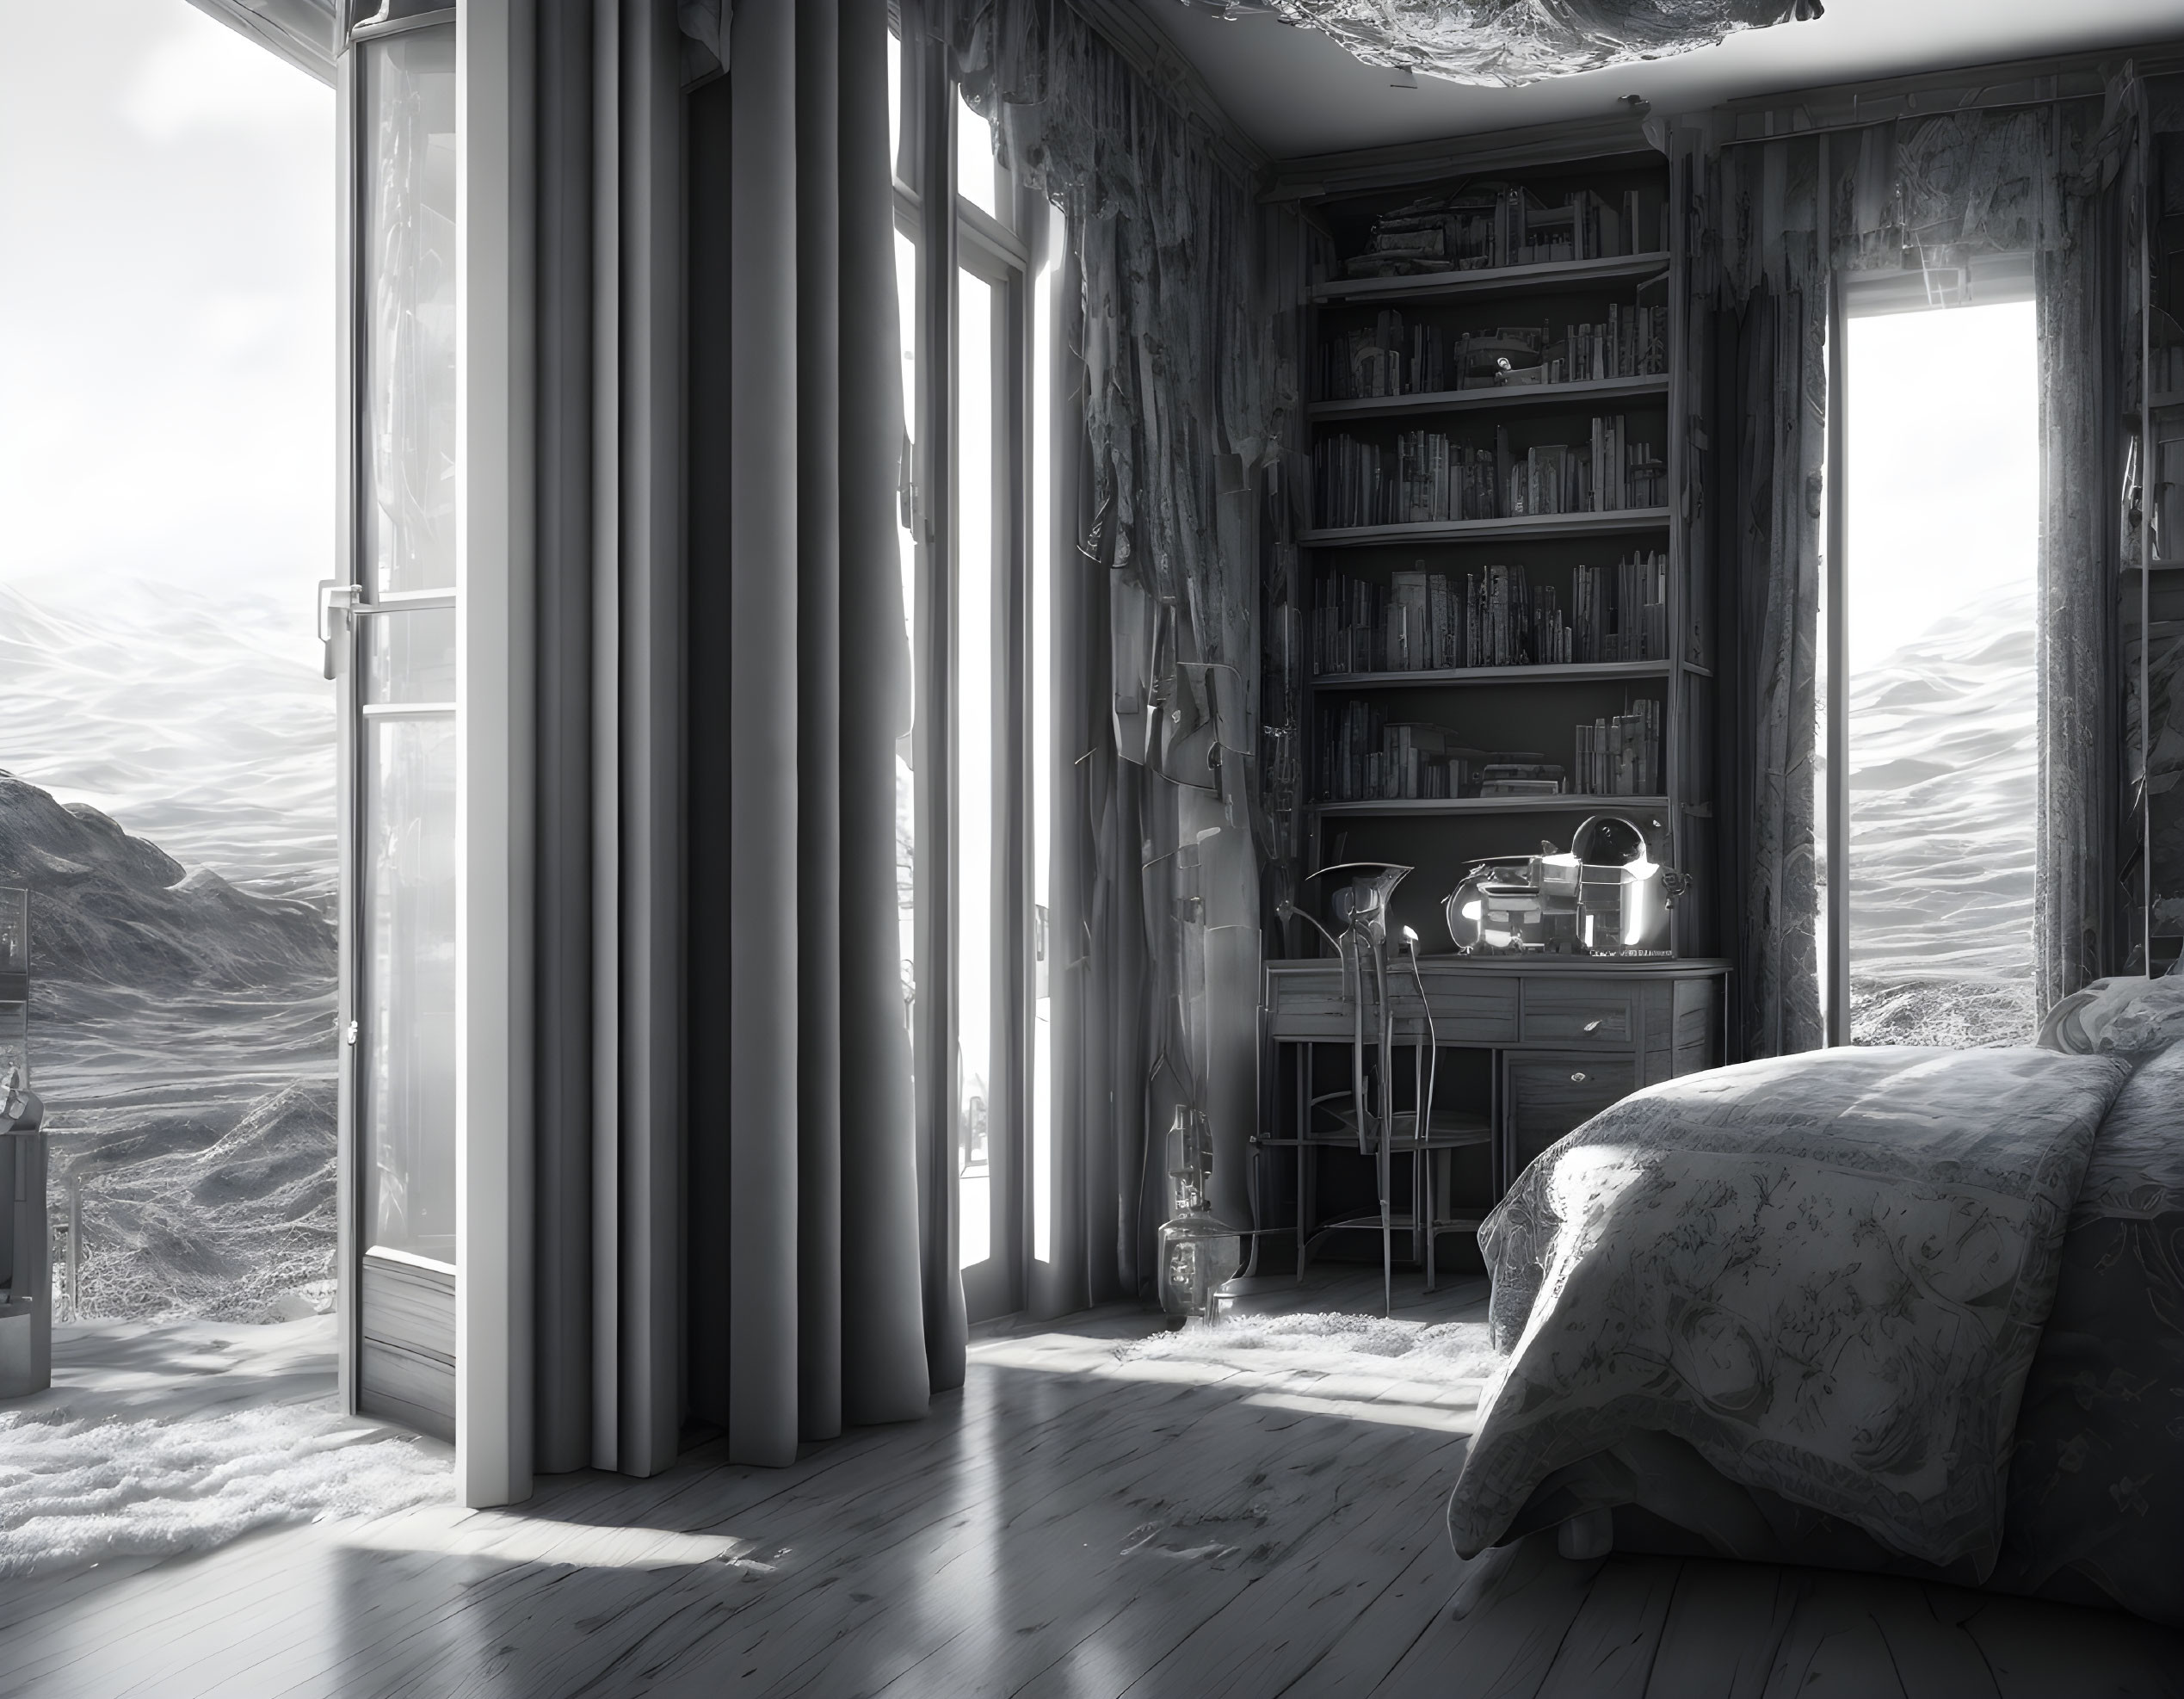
[1570,1070,1589,1084]
[1582,1019,1602,1034]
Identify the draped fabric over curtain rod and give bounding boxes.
[1687,90,2127,1056]
[945,0,1289,1313]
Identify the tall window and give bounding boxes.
[951,97,1027,1313]
[1028,201,1064,1270]
[893,23,1051,1319]
[888,28,918,1058]
[953,261,1002,1273]
[1823,281,2039,1047]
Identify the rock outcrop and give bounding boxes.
[0,771,334,991]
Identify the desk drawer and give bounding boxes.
[1522,979,1638,1047]
[1265,965,1518,1044]
[1392,974,1520,1043]
[1506,1053,1635,1173]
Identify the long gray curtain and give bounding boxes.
[2036,98,2122,1007]
[686,0,931,1467]
[950,0,1283,1308]
[1709,136,1827,1059]
[529,0,688,1484]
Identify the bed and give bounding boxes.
[1444,978,2184,1628]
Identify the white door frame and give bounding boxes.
[453,0,535,1510]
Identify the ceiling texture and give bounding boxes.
[1172,0,1820,92]
[1133,0,2184,160]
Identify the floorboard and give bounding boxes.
[3,1272,2180,1699]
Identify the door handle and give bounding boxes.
[1570,1071,1589,1084]
[1582,1019,1602,1033]
[318,580,364,681]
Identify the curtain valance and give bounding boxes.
[1712,98,2132,302]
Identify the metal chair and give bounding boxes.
[1281,863,1487,1314]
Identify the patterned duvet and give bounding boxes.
[1447,1047,2132,1573]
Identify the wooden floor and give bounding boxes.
[3,1273,2181,1698]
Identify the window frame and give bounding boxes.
[1822,256,2039,1045]
[894,12,1040,1321]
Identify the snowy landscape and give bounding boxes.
[0,581,336,1323]
[1844,584,2038,1048]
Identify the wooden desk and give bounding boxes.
[1255,955,1730,1286]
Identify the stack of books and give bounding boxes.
[1478,761,1567,798]
[1311,564,1572,674]
[1574,699,1663,795]
[1314,703,1489,801]
[1561,305,1664,383]
[1573,553,1669,662]
[1315,308,1664,400]
[1319,312,1444,401]
[1339,184,1654,279]
[1314,417,1663,528]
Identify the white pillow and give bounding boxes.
[2035,973,2184,1062]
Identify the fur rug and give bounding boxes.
[0,1400,451,1578]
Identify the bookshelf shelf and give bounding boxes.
[1307,375,1669,423]
[1303,508,1671,548]
[1310,252,1669,307]
[1309,794,1669,819]
[1308,660,1672,691]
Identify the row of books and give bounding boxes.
[1342,185,1656,280]
[1575,700,1663,796]
[1310,695,1665,802]
[1314,706,1569,804]
[1315,564,1574,674]
[1317,306,1665,402]
[1573,554,1670,663]
[1315,705,1484,801]
[1313,418,1664,529]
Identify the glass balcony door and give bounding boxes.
[338,19,460,1439]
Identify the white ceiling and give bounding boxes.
[1128,0,2184,161]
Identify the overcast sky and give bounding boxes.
[0,0,2034,681]
[0,0,332,646]
[1846,301,2039,671]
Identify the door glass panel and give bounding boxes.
[360,31,457,596]
[363,607,456,704]
[955,269,996,1272]
[956,93,1001,224]
[361,713,457,1263]
[897,226,920,1044]
[1030,209,1060,1265]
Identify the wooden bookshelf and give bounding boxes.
[1302,508,1671,548]
[1310,794,1669,819]
[1308,374,1669,423]
[1280,142,1708,954]
[1313,660,1672,689]
[1308,250,1669,306]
